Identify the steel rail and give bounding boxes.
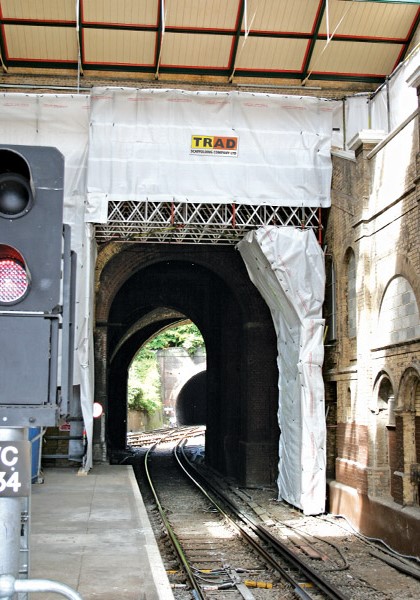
[143,432,206,600]
[176,438,350,600]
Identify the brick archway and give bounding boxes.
[95,243,279,486]
[396,364,420,506]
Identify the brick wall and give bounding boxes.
[391,416,405,504]
[416,416,420,462]
[324,107,420,516]
[325,381,337,479]
[335,423,369,493]
[416,416,420,500]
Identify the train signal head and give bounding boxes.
[0,145,66,427]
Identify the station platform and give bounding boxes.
[30,465,174,600]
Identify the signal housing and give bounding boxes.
[0,145,71,427]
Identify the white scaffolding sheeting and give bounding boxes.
[88,87,335,210]
[238,227,326,515]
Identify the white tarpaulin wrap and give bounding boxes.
[371,48,419,133]
[238,227,326,515]
[88,88,334,208]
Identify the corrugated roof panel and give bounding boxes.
[1,0,75,21]
[319,0,418,39]
[161,32,233,67]
[165,0,239,30]
[243,0,320,34]
[83,29,156,65]
[0,0,417,83]
[235,37,308,71]
[82,0,158,26]
[309,40,403,75]
[3,24,77,60]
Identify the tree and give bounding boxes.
[147,323,204,355]
[127,347,161,414]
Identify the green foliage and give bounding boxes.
[127,323,205,414]
[127,349,161,414]
[147,323,204,355]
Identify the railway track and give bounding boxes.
[133,428,353,600]
[130,427,420,599]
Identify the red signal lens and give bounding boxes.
[0,245,30,304]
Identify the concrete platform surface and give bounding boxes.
[30,465,174,600]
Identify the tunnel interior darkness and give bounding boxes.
[97,244,279,486]
[177,370,207,426]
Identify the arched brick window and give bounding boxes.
[395,367,420,506]
[373,376,395,498]
[377,276,420,347]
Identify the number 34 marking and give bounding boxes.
[0,471,21,493]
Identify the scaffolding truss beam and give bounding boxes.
[94,200,322,245]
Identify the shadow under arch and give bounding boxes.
[373,369,397,409]
[370,370,396,499]
[177,370,207,426]
[398,362,420,412]
[96,243,279,486]
[108,307,188,452]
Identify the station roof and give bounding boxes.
[0,0,419,89]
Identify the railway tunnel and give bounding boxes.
[177,371,207,426]
[95,243,280,487]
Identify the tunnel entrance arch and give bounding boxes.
[177,370,207,426]
[95,243,279,486]
[127,321,206,430]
